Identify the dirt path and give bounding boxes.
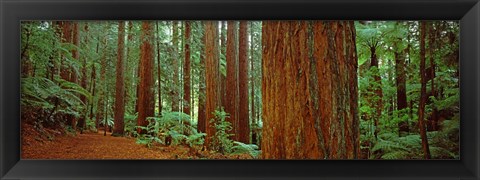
[22,129,173,159]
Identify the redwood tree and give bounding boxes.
[226,21,239,140]
[137,21,155,134]
[113,21,126,136]
[183,21,191,115]
[204,21,220,149]
[261,21,359,159]
[237,21,249,143]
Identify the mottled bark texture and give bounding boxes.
[136,21,155,134]
[238,21,250,143]
[113,21,126,136]
[226,21,239,140]
[204,21,220,149]
[261,21,359,159]
[183,21,191,115]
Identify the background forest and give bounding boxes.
[20,21,459,160]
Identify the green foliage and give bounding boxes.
[21,76,91,122]
[209,107,234,154]
[231,141,261,159]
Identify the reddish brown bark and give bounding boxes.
[261,21,359,159]
[183,21,191,115]
[238,21,250,143]
[78,23,89,133]
[226,21,239,140]
[113,21,126,136]
[204,21,220,149]
[136,21,155,134]
[418,21,431,159]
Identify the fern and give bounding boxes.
[231,141,261,158]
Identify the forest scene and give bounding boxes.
[21,21,459,160]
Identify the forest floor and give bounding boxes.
[21,123,251,159]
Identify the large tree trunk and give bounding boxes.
[136,21,155,134]
[418,21,431,159]
[238,21,250,143]
[113,21,126,136]
[226,21,239,140]
[183,21,191,115]
[261,21,359,159]
[78,23,89,133]
[204,21,220,149]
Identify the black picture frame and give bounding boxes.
[1,0,479,179]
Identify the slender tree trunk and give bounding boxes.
[113,21,126,136]
[124,21,134,114]
[220,21,227,108]
[250,22,257,145]
[136,21,155,134]
[261,21,359,159]
[418,21,431,159]
[156,21,163,116]
[226,21,239,140]
[204,21,220,149]
[369,46,382,139]
[197,22,207,133]
[96,29,108,131]
[183,21,191,115]
[172,21,180,112]
[238,21,250,143]
[395,37,408,134]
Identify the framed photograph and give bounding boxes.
[1,0,479,179]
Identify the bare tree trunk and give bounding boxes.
[238,21,250,143]
[418,21,431,159]
[261,21,359,159]
[226,21,239,140]
[172,21,180,112]
[78,23,89,133]
[183,21,191,115]
[204,21,220,149]
[137,21,155,134]
[113,21,126,136]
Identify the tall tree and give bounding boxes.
[171,21,180,112]
[183,21,191,115]
[156,21,163,115]
[418,21,431,159]
[197,22,207,133]
[204,21,220,149]
[226,21,239,140]
[261,21,359,159]
[237,21,250,143]
[249,22,257,145]
[113,21,126,136]
[78,23,89,133]
[96,25,108,131]
[137,21,155,134]
[395,23,409,134]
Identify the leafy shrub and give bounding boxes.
[209,108,234,154]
